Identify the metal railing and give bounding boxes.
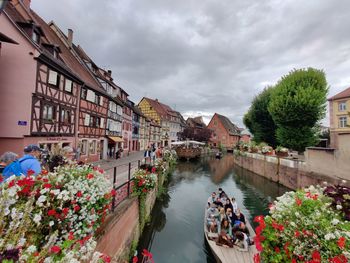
[103,159,143,211]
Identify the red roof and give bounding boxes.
[328,87,350,101]
[143,97,169,119]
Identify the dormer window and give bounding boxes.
[32,31,39,43]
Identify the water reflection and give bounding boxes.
[137,154,290,263]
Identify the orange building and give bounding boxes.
[207,113,241,151]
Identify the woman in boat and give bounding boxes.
[207,192,217,207]
[225,208,234,225]
[224,198,233,213]
[216,218,234,248]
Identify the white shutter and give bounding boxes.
[65,79,72,92]
[84,114,90,126]
[100,97,104,106]
[100,117,104,128]
[86,90,95,102]
[48,70,58,85]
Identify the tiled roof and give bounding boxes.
[328,87,350,101]
[143,97,168,119]
[215,113,240,136]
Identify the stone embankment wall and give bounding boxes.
[234,153,349,190]
[95,190,157,262]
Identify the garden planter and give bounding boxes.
[276,152,288,158]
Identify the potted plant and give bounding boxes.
[261,145,273,155]
[250,142,259,153]
[275,146,289,158]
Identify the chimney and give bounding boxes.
[68,29,73,49]
[107,70,112,76]
[22,0,31,9]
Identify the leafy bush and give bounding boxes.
[254,186,350,263]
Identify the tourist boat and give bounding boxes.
[215,152,222,159]
[171,140,205,160]
[204,208,257,263]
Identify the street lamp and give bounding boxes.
[0,0,8,12]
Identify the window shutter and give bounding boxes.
[100,117,104,128]
[84,114,90,126]
[48,70,58,85]
[65,79,72,92]
[100,97,104,106]
[86,90,95,102]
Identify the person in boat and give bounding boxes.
[225,208,234,225]
[234,231,250,252]
[207,192,217,207]
[232,208,246,226]
[233,221,250,235]
[231,197,238,214]
[216,218,234,248]
[213,196,224,209]
[219,207,226,222]
[220,192,228,206]
[206,203,220,233]
[218,187,225,198]
[224,198,234,213]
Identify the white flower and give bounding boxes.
[325,233,336,240]
[18,238,26,246]
[49,221,54,227]
[27,245,37,253]
[336,205,343,210]
[33,214,42,224]
[331,218,340,225]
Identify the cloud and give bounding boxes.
[32,0,350,127]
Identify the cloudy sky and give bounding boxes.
[32,0,350,126]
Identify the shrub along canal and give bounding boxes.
[137,154,290,263]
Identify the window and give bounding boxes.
[339,116,347,128]
[53,49,58,59]
[95,95,101,105]
[32,31,40,44]
[339,102,347,111]
[86,90,95,102]
[81,88,87,100]
[81,140,88,155]
[60,108,71,124]
[100,117,104,128]
[95,117,101,128]
[84,114,90,126]
[48,70,59,86]
[42,104,55,121]
[90,140,96,154]
[64,79,73,93]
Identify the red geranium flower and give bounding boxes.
[48,209,56,216]
[274,247,280,253]
[76,191,82,197]
[312,250,321,262]
[253,253,260,263]
[8,180,15,188]
[87,173,94,179]
[295,197,302,206]
[0,175,3,183]
[99,254,111,263]
[295,230,300,237]
[62,207,69,215]
[74,205,80,212]
[68,232,74,240]
[337,236,346,249]
[142,189,148,193]
[151,167,156,173]
[41,169,48,175]
[43,183,52,189]
[33,252,39,257]
[111,189,116,196]
[50,245,61,254]
[132,256,138,263]
[27,169,35,176]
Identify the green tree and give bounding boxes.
[268,68,328,152]
[243,86,277,147]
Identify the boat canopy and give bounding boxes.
[171,140,205,146]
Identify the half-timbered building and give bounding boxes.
[0,1,81,154]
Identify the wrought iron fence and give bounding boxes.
[103,159,142,211]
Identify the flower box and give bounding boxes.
[276,151,288,158]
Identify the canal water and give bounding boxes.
[137,154,290,263]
